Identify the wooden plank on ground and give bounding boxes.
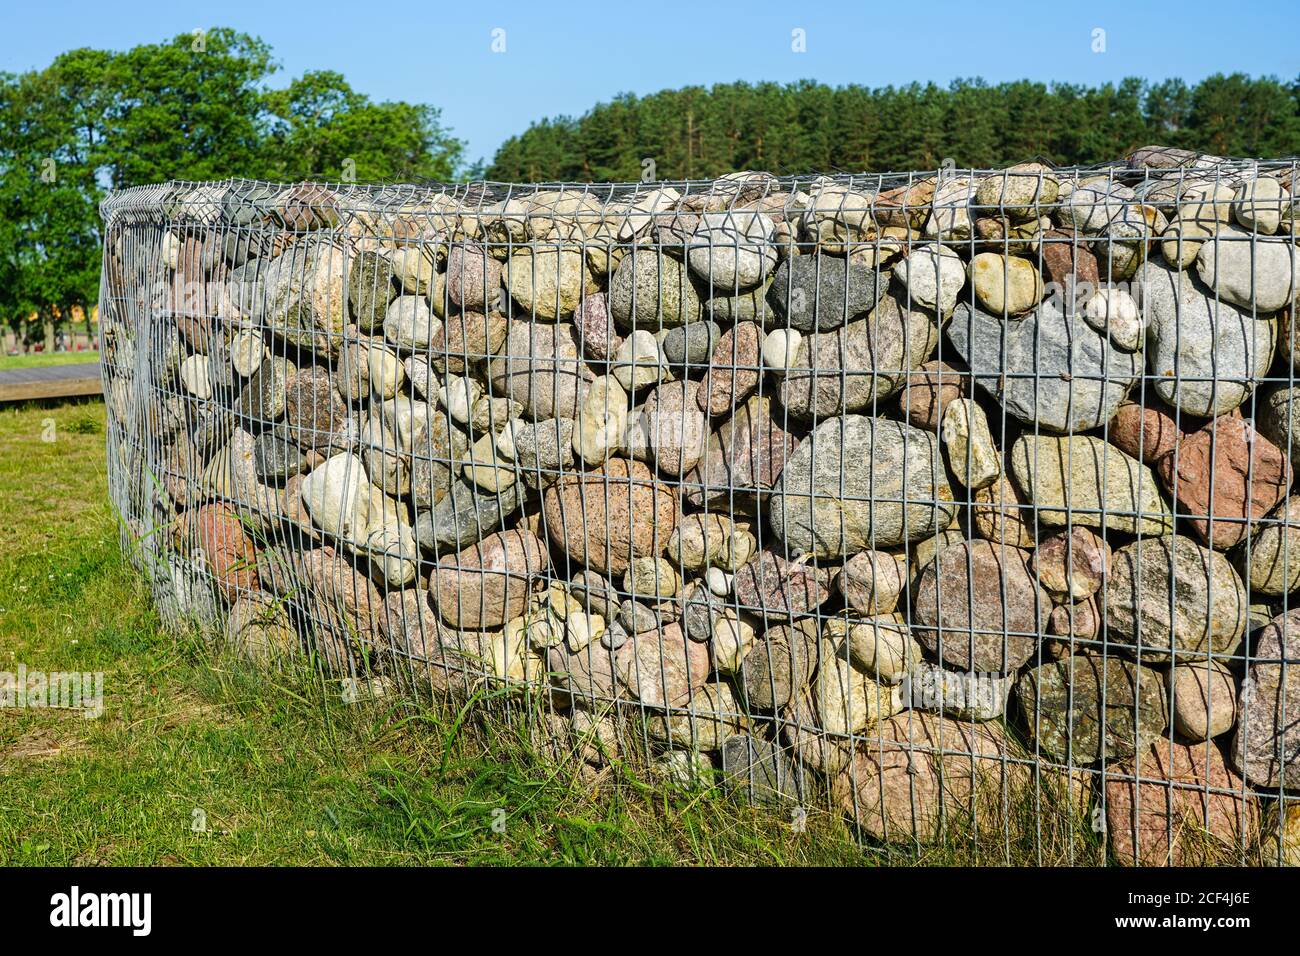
[0,363,104,403]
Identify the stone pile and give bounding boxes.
[98,146,1300,862]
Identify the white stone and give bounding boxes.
[229,329,265,377]
[365,343,405,399]
[762,328,802,373]
[705,566,733,597]
[438,375,482,425]
[573,374,629,465]
[612,329,667,391]
[301,453,374,543]
[179,354,212,399]
[1083,287,1144,351]
[711,609,756,675]
[618,187,682,240]
[1233,177,1288,235]
[941,398,1000,490]
[897,243,966,316]
[384,294,441,350]
[829,614,920,685]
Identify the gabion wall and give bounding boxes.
[99,146,1300,863]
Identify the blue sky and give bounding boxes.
[4,0,1297,167]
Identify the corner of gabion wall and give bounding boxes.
[97,146,1300,862]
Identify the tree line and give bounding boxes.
[0,27,465,351]
[487,75,1300,183]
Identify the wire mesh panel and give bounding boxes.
[97,147,1300,864]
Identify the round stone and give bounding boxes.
[608,249,702,329]
[541,457,677,576]
[1169,659,1239,742]
[430,529,549,629]
[1017,655,1167,763]
[488,320,594,420]
[506,244,594,320]
[771,415,958,557]
[767,254,883,331]
[913,539,1049,673]
[446,243,502,311]
[1105,534,1248,663]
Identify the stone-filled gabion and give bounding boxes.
[98,147,1300,862]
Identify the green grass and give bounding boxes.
[0,351,101,370]
[0,398,883,865]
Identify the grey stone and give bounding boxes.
[253,424,307,481]
[661,320,721,367]
[777,312,913,420]
[512,417,575,479]
[766,254,882,332]
[1017,655,1167,763]
[720,734,800,805]
[770,415,958,557]
[1137,259,1276,417]
[738,622,818,711]
[1233,607,1300,788]
[1105,534,1248,663]
[348,250,398,332]
[608,249,703,329]
[947,299,1141,433]
[1196,226,1298,313]
[234,356,288,426]
[414,477,524,552]
[618,599,660,634]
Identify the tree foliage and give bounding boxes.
[488,75,1300,182]
[0,27,465,345]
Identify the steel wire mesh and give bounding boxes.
[97,147,1300,863]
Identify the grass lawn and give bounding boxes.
[0,398,888,866]
[0,351,101,371]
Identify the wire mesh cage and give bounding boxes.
[98,145,1300,864]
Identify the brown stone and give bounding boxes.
[913,538,1048,673]
[685,394,797,506]
[1048,595,1102,642]
[1040,228,1099,306]
[637,379,709,477]
[548,640,625,707]
[541,457,677,576]
[699,321,762,416]
[488,320,595,420]
[284,365,349,452]
[445,243,502,311]
[430,529,549,630]
[1157,417,1291,550]
[732,549,830,619]
[1108,399,1185,465]
[299,545,384,659]
[896,360,967,433]
[840,711,1029,843]
[738,620,819,711]
[1105,742,1260,866]
[972,474,1037,549]
[574,291,622,361]
[615,622,710,708]
[194,503,260,602]
[1032,527,1110,600]
[432,310,507,374]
